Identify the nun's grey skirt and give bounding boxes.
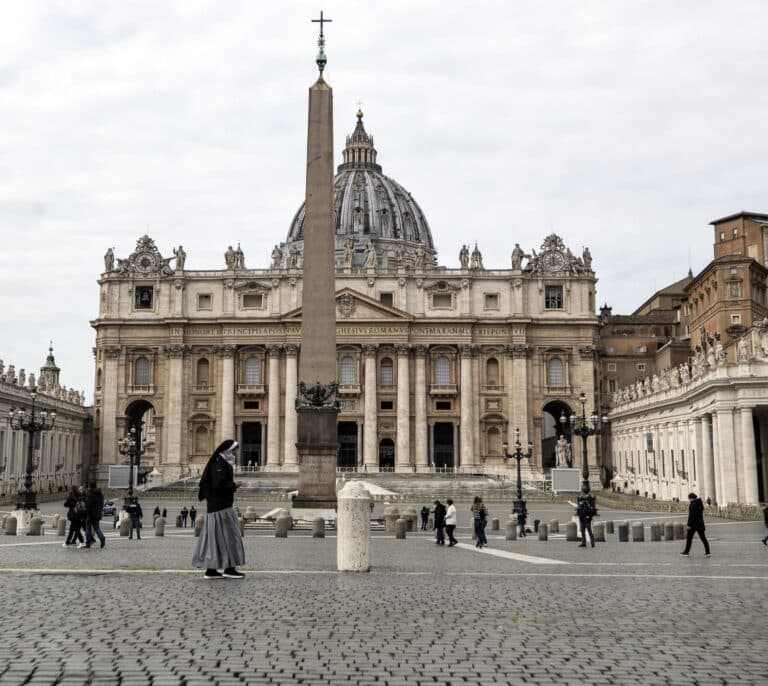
[192,507,245,569]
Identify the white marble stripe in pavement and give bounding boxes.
[452,541,569,565]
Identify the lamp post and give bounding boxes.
[7,388,56,510]
[561,391,608,510]
[502,427,533,517]
[117,425,144,510]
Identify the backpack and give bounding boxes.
[75,498,88,517]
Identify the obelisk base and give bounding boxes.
[292,408,338,519]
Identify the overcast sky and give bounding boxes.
[1,1,767,401]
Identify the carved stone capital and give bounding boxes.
[459,344,475,359]
[284,344,299,357]
[173,279,185,291]
[362,344,378,356]
[215,344,236,359]
[579,345,597,360]
[165,344,188,358]
[505,344,530,359]
[412,345,428,358]
[224,279,235,290]
[395,343,411,356]
[103,346,122,359]
[266,344,283,356]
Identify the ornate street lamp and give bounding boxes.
[502,427,533,517]
[7,387,56,510]
[561,391,608,511]
[117,425,145,510]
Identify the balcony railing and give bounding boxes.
[127,385,155,395]
[429,384,458,396]
[337,384,361,395]
[236,384,265,395]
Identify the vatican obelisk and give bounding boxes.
[292,12,339,516]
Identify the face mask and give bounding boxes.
[222,452,236,462]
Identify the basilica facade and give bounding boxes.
[91,112,601,483]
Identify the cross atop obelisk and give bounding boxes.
[311,11,332,76]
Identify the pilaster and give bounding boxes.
[363,344,378,469]
[395,344,411,471]
[413,345,428,470]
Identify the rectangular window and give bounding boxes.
[135,286,153,309]
[636,363,647,372]
[242,293,263,309]
[483,293,500,310]
[605,346,615,354]
[243,400,260,410]
[729,267,738,275]
[733,228,739,238]
[608,379,617,393]
[380,400,394,411]
[544,285,563,309]
[607,363,617,371]
[719,231,726,242]
[435,400,452,411]
[646,433,654,453]
[634,345,647,353]
[661,449,665,477]
[379,292,394,307]
[731,314,742,324]
[197,294,212,310]
[432,293,452,309]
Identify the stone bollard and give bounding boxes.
[153,514,160,527]
[383,506,400,532]
[27,517,44,536]
[506,520,517,540]
[664,522,675,540]
[119,518,131,537]
[565,522,578,542]
[1,515,6,532]
[538,523,548,541]
[491,518,499,531]
[533,518,540,533]
[154,517,165,537]
[605,520,614,535]
[52,514,60,529]
[275,513,291,538]
[401,507,418,532]
[245,505,257,522]
[618,522,629,542]
[57,518,67,536]
[549,519,560,534]
[194,514,205,537]
[4,516,17,536]
[650,523,662,542]
[593,522,605,542]
[631,522,644,542]
[337,481,371,572]
[394,518,407,539]
[175,515,183,528]
[312,516,325,539]
[674,523,686,540]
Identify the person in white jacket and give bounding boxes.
[445,498,458,546]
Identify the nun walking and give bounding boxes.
[192,439,246,579]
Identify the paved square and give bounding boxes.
[1,500,766,685]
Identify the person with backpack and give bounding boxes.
[62,485,85,547]
[470,496,489,548]
[576,496,596,548]
[79,481,106,549]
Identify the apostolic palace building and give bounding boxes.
[91,111,602,484]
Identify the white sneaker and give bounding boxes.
[62,542,69,548]
[76,543,87,549]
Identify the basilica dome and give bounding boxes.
[285,111,436,268]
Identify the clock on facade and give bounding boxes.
[542,250,565,272]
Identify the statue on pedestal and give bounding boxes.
[511,243,524,270]
[555,435,572,468]
[342,239,353,268]
[459,244,469,269]
[173,245,186,270]
[224,245,236,270]
[364,241,377,269]
[271,245,283,269]
[104,248,114,273]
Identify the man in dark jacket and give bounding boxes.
[576,497,596,548]
[420,506,430,531]
[127,499,143,540]
[80,481,106,549]
[681,492,710,557]
[433,500,446,545]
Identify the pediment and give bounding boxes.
[284,288,413,321]
[233,280,271,292]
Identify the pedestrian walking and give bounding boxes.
[180,506,189,527]
[517,508,527,538]
[681,492,711,557]
[433,500,446,545]
[153,506,161,518]
[445,498,458,546]
[192,439,246,579]
[79,481,106,549]
[62,485,84,547]
[420,505,430,531]
[576,497,596,548]
[762,504,768,546]
[470,496,488,548]
[190,505,197,523]
[127,500,143,540]
[162,508,167,520]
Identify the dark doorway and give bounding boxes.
[379,438,395,471]
[338,422,358,469]
[433,422,454,470]
[241,422,262,467]
[125,399,154,454]
[541,400,572,470]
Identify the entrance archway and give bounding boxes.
[337,422,358,469]
[433,423,455,470]
[124,399,155,483]
[541,400,572,470]
[379,438,395,471]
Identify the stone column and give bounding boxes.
[716,409,737,505]
[282,345,299,471]
[759,416,768,503]
[363,344,378,470]
[693,417,704,493]
[460,345,474,468]
[396,344,411,471]
[506,344,529,459]
[414,346,428,471]
[266,345,282,469]
[218,345,236,442]
[164,345,186,472]
[740,407,760,503]
[100,346,121,464]
[336,481,370,572]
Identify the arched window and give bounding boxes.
[547,357,564,387]
[340,355,356,385]
[195,426,209,454]
[244,356,261,385]
[134,357,150,386]
[487,427,502,455]
[96,368,102,389]
[485,358,499,385]
[435,356,451,385]
[196,358,210,386]
[380,357,394,386]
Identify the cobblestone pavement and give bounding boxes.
[1,502,766,685]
